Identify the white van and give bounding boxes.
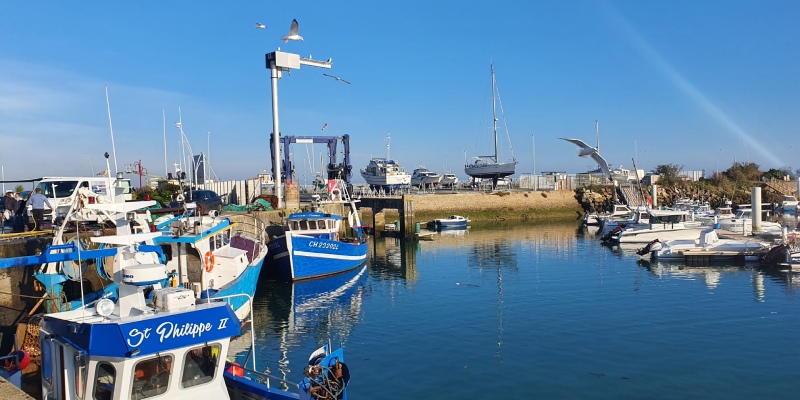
[36,176,132,223]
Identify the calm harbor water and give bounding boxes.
[243,221,800,399]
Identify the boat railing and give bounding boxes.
[229,215,268,244]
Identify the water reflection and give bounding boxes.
[370,237,419,282]
[246,266,367,385]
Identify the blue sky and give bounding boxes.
[1,1,798,186]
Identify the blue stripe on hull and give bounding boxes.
[266,234,368,281]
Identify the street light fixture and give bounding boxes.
[265,50,332,209]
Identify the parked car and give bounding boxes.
[171,190,222,215]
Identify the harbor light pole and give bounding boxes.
[266,51,332,208]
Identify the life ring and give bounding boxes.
[204,251,215,273]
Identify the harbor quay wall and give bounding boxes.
[360,190,582,227]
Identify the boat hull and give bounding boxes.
[464,161,516,179]
[201,251,266,321]
[266,233,368,281]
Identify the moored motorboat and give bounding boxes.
[427,215,469,230]
[606,209,705,244]
[640,228,769,261]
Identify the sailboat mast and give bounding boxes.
[491,64,498,163]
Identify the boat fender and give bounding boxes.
[175,193,185,202]
[4,350,30,370]
[204,251,215,273]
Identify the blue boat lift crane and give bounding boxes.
[270,133,353,189]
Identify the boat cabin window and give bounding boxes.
[93,363,116,400]
[308,220,318,229]
[132,354,173,399]
[289,221,300,231]
[181,344,219,388]
[651,214,684,224]
[299,220,309,230]
[318,220,326,229]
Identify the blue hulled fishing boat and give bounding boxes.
[265,181,368,281]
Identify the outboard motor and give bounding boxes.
[601,225,625,242]
[636,239,662,256]
[761,244,790,266]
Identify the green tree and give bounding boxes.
[652,164,684,185]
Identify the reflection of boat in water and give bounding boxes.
[638,258,756,290]
[436,228,469,237]
[245,266,367,387]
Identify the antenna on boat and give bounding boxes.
[386,133,391,160]
[105,86,119,176]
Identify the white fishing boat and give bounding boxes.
[465,63,517,185]
[360,133,411,191]
[410,166,442,188]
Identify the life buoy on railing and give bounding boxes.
[204,251,215,273]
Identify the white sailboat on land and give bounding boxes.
[465,63,517,186]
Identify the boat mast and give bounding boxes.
[491,64,498,163]
[386,133,391,160]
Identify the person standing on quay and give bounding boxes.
[28,188,52,231]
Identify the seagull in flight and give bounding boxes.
[281,19,304,43]
[559,137,611,181]
[255,23,267,29]
[323,73,350,84]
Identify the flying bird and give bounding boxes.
[559,137,611,181]
[281,19,304,43]
[255,23,266,29]
[323,73,350,84]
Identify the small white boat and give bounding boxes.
[585,204,633,226]
[781,195,799,211]
[716,208,783,235]
[640,228,769,261]
[427,215,469,230]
